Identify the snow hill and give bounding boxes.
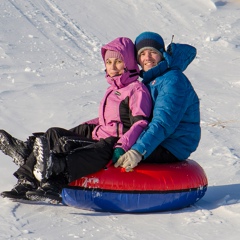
[0,0,240,239]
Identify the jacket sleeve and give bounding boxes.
[115,85,152,152]
[131,72,189,158]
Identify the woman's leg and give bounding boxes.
[1,124,96,200]
[144,145,179,163]
[66,137,118,182]
[26,137,118,203]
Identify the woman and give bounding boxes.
[114,32,200,172]
[0,37,152,203]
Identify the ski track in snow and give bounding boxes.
[0,0,240,239]
[9,0,102,64]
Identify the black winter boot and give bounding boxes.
[33,136,67,182]
[33,136,51,182]
[26,179,64,204]
[0,130,32,166]
[1,176,37,200]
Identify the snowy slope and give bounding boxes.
[0,0,240,239]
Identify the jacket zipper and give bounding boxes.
[116,122,120,138]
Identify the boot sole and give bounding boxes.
[26,191,62,204]
[1,192,28,200]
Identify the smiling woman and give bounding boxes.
[0,37,153,204]
[138,49,163,72]
[104,50,125,77]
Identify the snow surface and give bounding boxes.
[0,0,240,239]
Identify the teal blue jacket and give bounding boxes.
[131,43,200,160]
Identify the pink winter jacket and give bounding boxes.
[87,37,152,152]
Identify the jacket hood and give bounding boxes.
[164,43,197,72]
[101,37,140,88]
[142,43,196,84]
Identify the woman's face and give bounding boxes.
[105,58,125,77]
[138,49,162,72]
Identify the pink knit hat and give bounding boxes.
[104,50,123,62]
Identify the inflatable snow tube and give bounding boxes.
[62,159,208,213]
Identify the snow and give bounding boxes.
[0,0,240,239]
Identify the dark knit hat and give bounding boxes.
[135,31,165,59]
[104,50,123,62]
